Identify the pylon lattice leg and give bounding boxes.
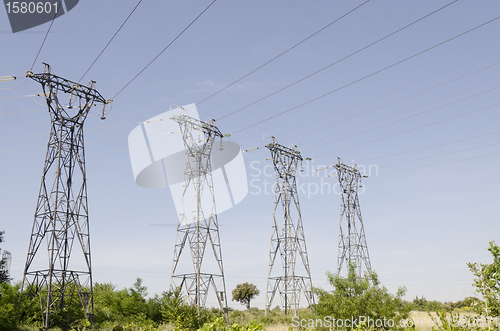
[265,137,314,316]
[22,64,109,328]
[335,158,372,277]
[170,114,228,316]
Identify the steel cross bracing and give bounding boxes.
[265,137,314,316]
[335,157,372,278]
[22,63,110,328]
[170,114,228,315]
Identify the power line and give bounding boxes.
[0,78,29,91]
[232,15,500,135]
[0,146,128,167]
[0,105,183,137]
[0,155,131,181]
[201,0,372,111]
[378,141,500,167]
[0,181,145,204]
[300,76,500,149]
[112,0,217,99]
[0,105,171,128]
[282,62,500,144]
[2,196,168,223]
[311,102,500,159]
[218,0,458,122]
[275,47,500,138]
[378,151,500,176]
[30,0,63,71]
[0,121,141,141]
[306,86,500,152]
[0,94,38,99]
[0,135,130,154]
[9,90,494,167]
[0,168,131,192]
[2,98,498,181]
[356,130,500,163]
[78,0,144,83]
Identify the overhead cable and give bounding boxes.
[112,0,217,99]
[78,0,145,83]
[305,85,500,152]
[311,102,500,159]
[200,0,372,110]
[30,0,63,71]
[282,62,500,143]
[232,15,500,134]
[378,151,500,175]
[219,0,458,122]
[276,47,500,138]
[357,130,500,163]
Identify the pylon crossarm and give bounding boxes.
[171,114,222,138]
[26,68,107,105]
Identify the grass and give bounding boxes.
[265,325,290,331]
[406,311,484,331]
[228,307,305,329]
[16,309,491,331]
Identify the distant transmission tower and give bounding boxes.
[335,157,372,277]
[170,113,228,313]
[265,137,314,316]
[22,63,111,328]
[2,250,12,275]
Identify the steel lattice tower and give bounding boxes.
[2,250,12,275]
[335,158,372,277]
[265,137,314,316]
[22,63,110,328]
[170,113,228,313]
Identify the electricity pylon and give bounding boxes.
[265,137,314,316]
[170,113,228,314]
[335,157,372,277]
[22,63,111,328]
[2,250,12,275]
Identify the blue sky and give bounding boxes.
[1,0,499,310]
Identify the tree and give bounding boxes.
[313,263,411,329]
[467,241,500,317]
[132,277,148,298]
[232,282,260,311]
[0,281,44,331]
[0,231,10,284]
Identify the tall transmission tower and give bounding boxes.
[265,137,314,316]
[170,113,228,314]
[335,157,372,277]
[2,250,12,276]
[22,63,111,328]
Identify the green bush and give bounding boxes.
[427,310,500,331]
[468,241,500,317]
[0,282,23,330]
[313,263,411,330]
[0,282,42,331]
[160,289,223,330]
